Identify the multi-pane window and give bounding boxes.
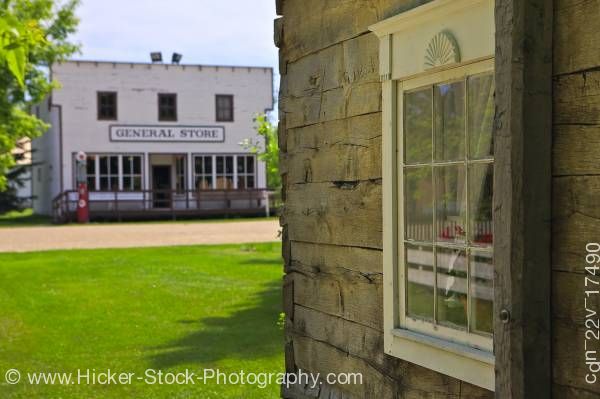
[402,72,494,346]
[215,95,234,122]
[236,155,255,189]
[194,155,257,190]
[82,154,143,191]
[158,93,177,121]
[194,155,213,190]
[175,155,186,193]
[122,155,142,191]
[97,92,117,120]
[99,155,119,191]
[216,155,234,189]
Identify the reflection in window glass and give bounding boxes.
[404,88,432,164]
[216,156,234,189]
[405,167,433,242]
[434,81,465,161]
[402,72,495,340]
[469,163,493,245]
[236,155,256,189]
[406,243,434,321]
[435,165,466,243]
[470,250,493,334]
[436,247,468,329]
[194,156,213,190]
[468,73,495,159]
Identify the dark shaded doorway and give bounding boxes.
[152,165,171,208]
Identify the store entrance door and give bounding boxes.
[152,165,171,208]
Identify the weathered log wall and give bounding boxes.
[276,0,493,397]
[553,0,600,397]
[276,0,599,397]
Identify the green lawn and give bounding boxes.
[0,208,278,228]
[0,243,283,398]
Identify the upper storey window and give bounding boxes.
[97,92,117,120]
[215,94,234,122]
[158,93,177,121]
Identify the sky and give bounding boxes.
[71,0,279,91]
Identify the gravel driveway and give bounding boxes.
[0,220,280,253]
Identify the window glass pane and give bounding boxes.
[406,243,434,321]
[132,156,141,174]
[435,165,466,243]
[110,156,118,173]
[87,177,95,190]
[405,167,433,241]
[99,156,108,174]
[110,177,118,190]
[436,247,468,329]
[133,177,142,191]
[194,157,203,174]
[470,250,494,335]
[226,156,233,174]
[123,176,132,190]
[123,157,132,174]
[246,156,254,173]
[86,156,95,174]
[434,81,465,161]
[204,157,212,173]
[404,88,432,164]
[216,176,233,189]
[469,163,493,245]
[237,156,245,173]
[237,176,246,189]
[100,177,109,190]
[195,177,210,190]
[468,74,495,159]
[216,156,224,173]
[247,176,255,188]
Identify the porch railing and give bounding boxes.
[52,188,277,223]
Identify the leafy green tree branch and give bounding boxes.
[240,113,280,190]
[0,0,79,190]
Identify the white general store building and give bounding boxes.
[32,58,273,220]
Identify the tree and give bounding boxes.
[0,139,31,212]
[241,113,281,190]
[0,0,79,191]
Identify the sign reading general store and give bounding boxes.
[109,125,225,142]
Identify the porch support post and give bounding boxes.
[187,152,194,200]
[494,0,553,397]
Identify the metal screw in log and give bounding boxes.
[499,309,511,324]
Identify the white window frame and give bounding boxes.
[79,153,143,192]
[236,155,256,189]
[122,155,143,192]
[399,61,494,351]
[193,155,215,190]
[215,155,234,189]
[371,0,495,391]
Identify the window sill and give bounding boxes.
[387,328,494,391]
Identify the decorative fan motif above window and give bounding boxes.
[424,31,461,69]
